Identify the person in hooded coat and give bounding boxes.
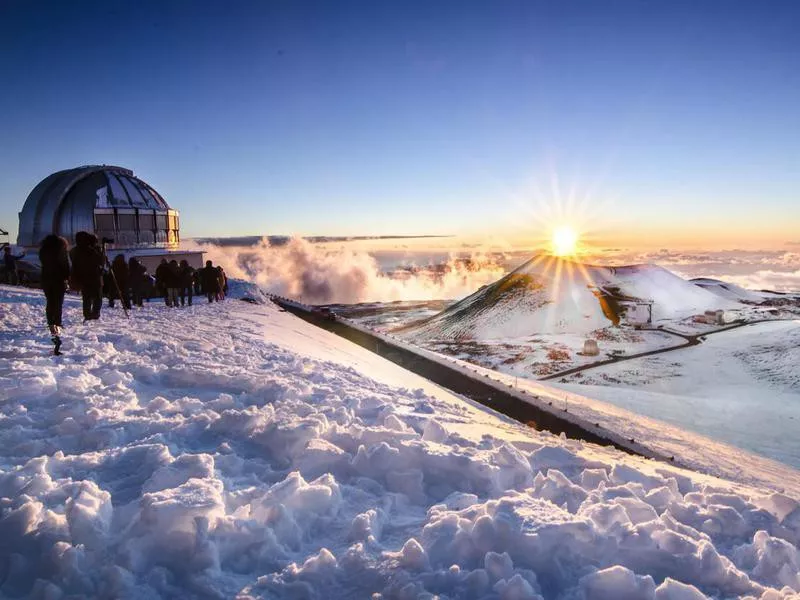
[3,246,26,285]
[155,259,171,305]
[128,257,148,307]
[69,231,105,320]
[108,254,131,310]
[201,260,220,303]
[166,260,181,307]
[178,259,195,307]
[215,266,227,301]
[39,235,70,344]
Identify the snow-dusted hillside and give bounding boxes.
[691,278,771,303]
[398,255,735,342]
[2,285,800,599]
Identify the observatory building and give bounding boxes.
[17,165,202,269]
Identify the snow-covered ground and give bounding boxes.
[418,329,680,378]
[552,320,800,470]
[2,284,800,599]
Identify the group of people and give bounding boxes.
[152,259,227,307]
[35,230,228,355]
[39,231,103,353]
[106,254,152,310]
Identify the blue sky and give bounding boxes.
[1,0,798,245]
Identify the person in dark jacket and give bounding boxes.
[3,246,26,285]
[128,257,147,307]
[69,231,105,321]
[193,267,202,296]
[178,260,195,307]
[107,254,131,310]
[201,260,220,303]
[215,266,227,301]
[39,235,70,352]
[166,260,181,307]
[155,259,171,306]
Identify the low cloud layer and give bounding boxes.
[187,237,507,304]
[184,238,800,303]
[591,249,800,292]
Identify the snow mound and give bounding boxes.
[691,278,768,303]
[0,285,798,599]
[398,255,736,342]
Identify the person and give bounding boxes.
[39,235,70,354]
[193,267,202,296]
[3,246,26,285]
[128,257,147,307]
[201,260,220,303]
[108,254,131,310]
[69,231,104,321]
[167,260,181,307]
[215,266,227,301]
[155,259,171,306]
[178,259,195,307]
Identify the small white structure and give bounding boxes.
[621,302,653,327]
[583,339,600,356]
[704,309,725,325]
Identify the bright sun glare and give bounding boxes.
[551,225,579,256]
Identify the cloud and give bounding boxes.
[183,238,800,301]
[184,237,508,304]
[585,248,800,292]
[701,270,800,293]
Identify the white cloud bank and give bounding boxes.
[186,237,507,304]
[183,238,800,304]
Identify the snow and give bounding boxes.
[332,304,800,495]
[691,278,770,304]
[2,284,800,599]
[553,320,800,469]
[414,328,679,379]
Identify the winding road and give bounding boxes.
[538,318,787,381]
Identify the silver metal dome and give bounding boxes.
[17,165,179,248]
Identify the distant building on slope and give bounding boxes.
[590,284,654,328]
[619,301,653,327]
[17,165,203,270]
[582,339,600,356]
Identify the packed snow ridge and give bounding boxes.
[1,284,800,599]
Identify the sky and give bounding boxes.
[1,0,799,248]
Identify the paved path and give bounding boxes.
[539,319,784,381]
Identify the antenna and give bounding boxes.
[0,227,8,250]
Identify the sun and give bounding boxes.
[551,225,579,256]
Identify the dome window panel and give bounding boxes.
[116,230,138,246]
[94,212,116,231]
[96,186,111,208]
[119,177,149,208]
[117,212,137,232]
[105,172,131,206]
[138,185,160,208]
[139,213,156,231]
